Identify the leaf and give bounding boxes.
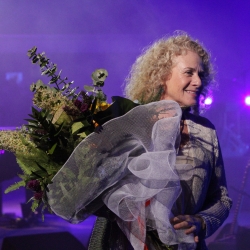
[26,124,40,129]
[16,158,33,175]
[24,119,39,124]
[5,180,26,194]
[48,143,57,155]
[32,55,39,64]
[39,58,49,68]
[91,97,97,113]
[71,122,84,134]
[84,85,95,92]
[41,68,51,76]
[31,199,40,212]
[31,171,43,178]
[32,107,40,118]
[28,114,35,119]
[17,173,26,179]
[52,107,72,126]
[27,46,37,58]
[61,83,69,91]
[54,122,65,137]
[67,87,78,96]
[36,162,49,174]
[77,131,88,138]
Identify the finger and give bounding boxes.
[170,215,185,224]
[170,218,180,225]
[194,235,199,243]
[173,221,190,230]
[185,225,196,234]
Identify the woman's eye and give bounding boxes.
[186,71,193,76]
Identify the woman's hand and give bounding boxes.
[170,215,205,243]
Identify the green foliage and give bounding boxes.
[4,47,138,219]
[31,199,40,212]
[28,46,79,99]
[5,180,26,194]
[3,47,110,216]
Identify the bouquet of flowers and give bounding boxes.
[0,47,136,218]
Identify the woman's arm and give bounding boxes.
[171,129,232,242]
[196,130,232,238]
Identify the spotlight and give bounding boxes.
[245,96,250,106]
[204,97,213,105]
[0,150,4,154]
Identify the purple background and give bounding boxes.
[0,0,250,239]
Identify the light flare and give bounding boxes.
[204,97,213,105]
[245,96,250,106]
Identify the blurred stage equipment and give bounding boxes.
[206,97,250,158]
[1,231,86,250]
[221,126,249,158]
[220,104,249,157]
[208,159,250,250]
[0,151,21,217]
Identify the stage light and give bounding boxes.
[0,150,5,154]
[245,96,250,106]
[204,97,213,105]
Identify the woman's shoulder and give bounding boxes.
[187,112,216,131]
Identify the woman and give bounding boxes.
[123,33,232,249]
[47,33,232,250]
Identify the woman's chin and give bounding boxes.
[178,102,197,108]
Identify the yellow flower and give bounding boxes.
[93,101,110,113]
[99,102,111,111]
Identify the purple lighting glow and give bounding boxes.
[245,96,250,106]
[204,97,213,105]
[0,149,5,154]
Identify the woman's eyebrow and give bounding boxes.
[184,66,203,70]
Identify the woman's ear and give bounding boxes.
[165,72,172,81]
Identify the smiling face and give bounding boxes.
[161,50,203,107]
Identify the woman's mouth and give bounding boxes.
[185,90,197,96]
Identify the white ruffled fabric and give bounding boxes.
[47,100,195,249]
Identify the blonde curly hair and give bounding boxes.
[124,33,215,113]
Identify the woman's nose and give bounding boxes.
[192,74,202,87]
